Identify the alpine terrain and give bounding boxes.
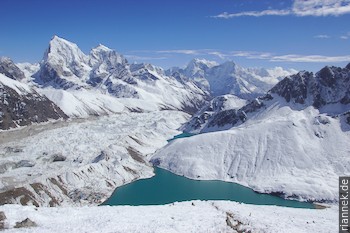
[0,35,345,233]
[152,64,350,202]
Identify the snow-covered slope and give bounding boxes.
[152,64,350,202]
[0,201,336,233]
[0,110,189,206]
[167,59,297,99]
[31,36,208,115]
[0,73,67,130]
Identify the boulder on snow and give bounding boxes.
[5,147,23,153]
[92,151,109,163]
[15,160,35,168]
[0,211,6,229]
[0,211,7,222]
[14,218,37,228]
[52,153,66,162]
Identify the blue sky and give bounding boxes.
[0,0,349,71]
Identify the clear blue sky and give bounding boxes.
[0,0,349,71]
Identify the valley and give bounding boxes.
[0,36,348,232]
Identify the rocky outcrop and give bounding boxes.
[0,74,68,130]
[181,95,247,132]
[270,65,350,108]
[0,211,6,230]
[0,57,26,81]
[14,218,37,228]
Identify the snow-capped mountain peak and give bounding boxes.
[29,36,209,114]
[186,58,218,70]
[94,44,113,52]
[44,35,88,65]
[35,36,91,89]
[89,44,126,67]
[167,59,297,99]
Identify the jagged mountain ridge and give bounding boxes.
[270,65,350,109]
[167,58,297,99]
[33,36,209,114]
[183,64,350,133]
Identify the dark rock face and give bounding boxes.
[35,63,77,89]
[271,65,350,108]
[184,94,272,132]
[0,57,26,80]
[0,83,68,130]
[207,95,272,129]
[318,66,336,87]
[270,72,309,104]
[0,211,6,230]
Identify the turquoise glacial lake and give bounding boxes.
[103,133,314,208]
[103,167,315,208]
[167,132,196,142]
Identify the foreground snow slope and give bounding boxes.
[0,201,336,233]
[0,111,189,206]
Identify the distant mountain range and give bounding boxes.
[0,36,297,129]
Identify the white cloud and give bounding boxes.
[270,54,350,63]
[231,51,273,60]
[293,0,350,16]
[230,51,350,63]
[208,51,228,59]
[130,49,350,64]
[213,9,291,19]
[157,50,202,55]
[340,32,350,39]
[212,0,350,18]
[314,34,331,39]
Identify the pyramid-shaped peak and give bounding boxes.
[93,44,113,52]
[43,35,88,65]
[49,35,77,47]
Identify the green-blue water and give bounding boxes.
[167,132,196,142]
[103,167,315,208]
[103,133,315,208]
